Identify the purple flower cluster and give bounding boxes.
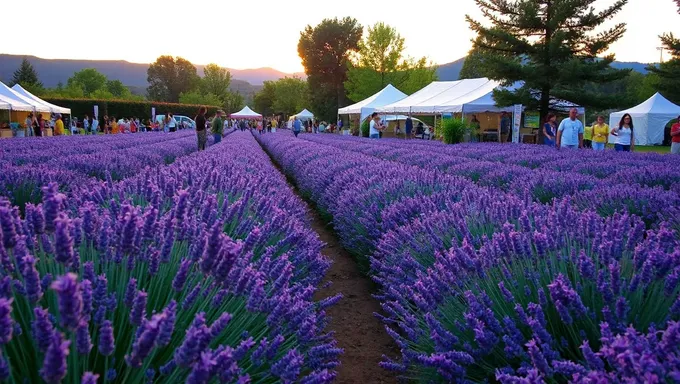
[0,131,339,383]
[257,132,680,382]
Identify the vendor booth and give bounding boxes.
[338,84,407,133]
[294,109,314,121]
[0,81,51,137]
[230,106,262,120]
[11,84,71,115]
[608,92,680,146]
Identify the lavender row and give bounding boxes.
[0,131,339,383]
[255,132,680,382]
[0,132,219,214]
[301,134,680,231]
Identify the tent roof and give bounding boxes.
[294,109,314,119]
[230,106,262,119]
[0,81,51,113]
[11,84,71,114]
[610,93,680,117]
[338,84,407,115]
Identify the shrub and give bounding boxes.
[441,118,467,144]
[361,119,369,138]
[42,98,221,120]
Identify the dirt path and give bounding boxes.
[309,212,398,383]
[253,137,398,383]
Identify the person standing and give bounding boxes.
[54,114,65,136]
[90,116,98,134]
[83,115,90,134]
[610,113,634,152]
[195,106,207,151]
[33,113,43,137]
[168,113,177,132]
[405,116,414,139]
[556,108,584,149]
[369,113,383,139]
[500,112,511,143]
[212,110,224,144]
[110,117,119,134]
[671,115,680,154]
[26,113,34,137]
[591,115,609,151]
[543,113,557,147]
[293,116,302,138]
[583,124,593,149]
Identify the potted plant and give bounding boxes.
[441,118,468,144]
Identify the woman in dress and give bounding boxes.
[543,113,557,147]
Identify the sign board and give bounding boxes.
[524,112,540,129]
[93,105,99,119]
[512,104,522,143]
[442,113,453,119]
[151,107,156,121]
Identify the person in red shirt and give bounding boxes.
[672,115,680,155]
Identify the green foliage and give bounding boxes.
[459,46,491,79]
[10,57,43,89]
[298,17,363,120]
[361,119,370,137]
[105,80,131,99]
[254,81,277,116]
[147,56,200,103]
[41,97,219,121]
[647,33,680,103]
[273,77,309,116]
[178,91,223,107]
[200,64,232,102]
[466,0,630,121]
[222,91,245,114]
[67,68,108,97]
[345,23,437,102]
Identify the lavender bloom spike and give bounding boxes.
[130,290,148,326]
[98,320,115,356]
[0,298,13,344]
[40,332,70,384]
[51,273,82,330]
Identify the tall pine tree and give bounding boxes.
[647,33,680,103]
[11,58,43,90]
[466,0,629,122]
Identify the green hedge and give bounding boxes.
[42,98,221,122]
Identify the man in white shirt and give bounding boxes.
[556,108,584,149]
[369,112,383,138]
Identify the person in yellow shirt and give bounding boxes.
[110,116,119,134]
[591,115,609,151]
[54,114,65,136]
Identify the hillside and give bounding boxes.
[0,54,296,99]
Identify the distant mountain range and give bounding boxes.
[434,57,651,81]
[0,54,652,99]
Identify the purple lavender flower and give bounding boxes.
[54,214,74,266]
[271,349,304,382]
[156,300,177,347]
[81,372,99,384]
[0,354,8,381]
[172,259,191,292]
[174,313,210,367]
[40,332,70,384]
[0,298,13,344]
[21,255,42,303]
[51,273,82,330]
[81,279,93,317]
[76,319,93,354]
[32,307,54,352]
[148,249,160,276]
[182,285,201,310]
[98,320,115,356]
[209,312,232,340]
[126,313,164,368]
[124,278,138,308]
[186,351,216,384]
[0,207,17,249]
[130,290,148,326]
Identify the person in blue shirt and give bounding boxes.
[293,117,302,138]
[543,113,557,147]
[405,117,413,139]
[556,108,584,149]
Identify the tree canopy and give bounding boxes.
[466,0,630,120]
[10,58,43,91]
[253,77,309,116]
[298,17,363,120]
[647,33,680,103]
[147,56,200,103]
[345,23,437,102]
[200,64,232,102]
[67,68,107,97]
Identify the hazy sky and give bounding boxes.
[3,0,676,73]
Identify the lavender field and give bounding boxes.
[0,130,679,383]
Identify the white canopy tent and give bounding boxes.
[230,106,262,120]
[294,109,314,121]
[11,84,71,114]
[608,93,680,146]
[377,78,585,115]
[338,84,407,123]
[0,98,13,110]
[0,81,51,113]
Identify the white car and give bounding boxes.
[155,115,196,129]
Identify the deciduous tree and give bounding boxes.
[200,64,232,102]
[67,68,107,97]
[298,17,362,120]
[147,56,200,103]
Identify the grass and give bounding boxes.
[632,145,671,154]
